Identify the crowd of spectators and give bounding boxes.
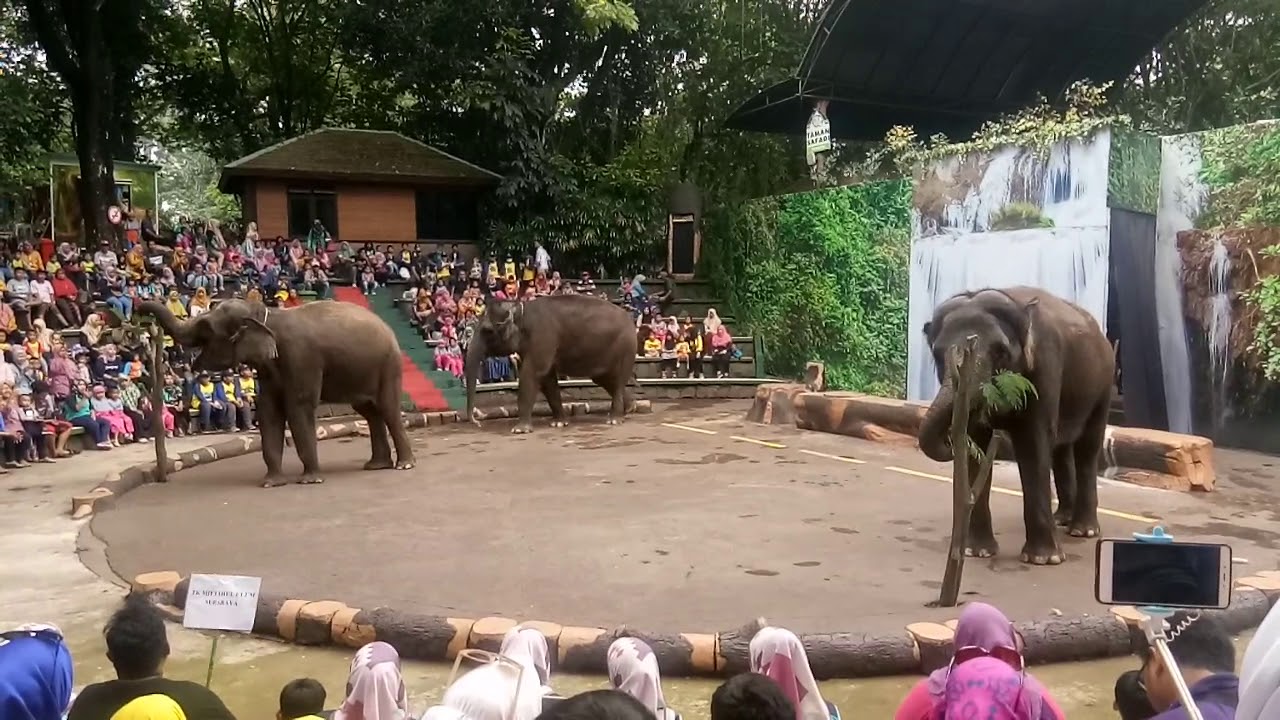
[3,596,1267,720]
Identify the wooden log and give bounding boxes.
[804,362,826,391]
[801,632,922,679]
[1102,427,1215,491]
[793,392,926,443]
[746,384,808,425]
[1014,615,1131,665]
[354,607,470,661]
[716,617,768,675]
[905,622,954,674]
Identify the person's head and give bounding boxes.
[338,642,409,720]
[278,677,326,720]
[607,637,669,719]
[14,268,25,280]
[748,627,827,720]
[92,384,106,398]
[937,655,1037,720]
[500,628,550,686]
[0,625,75,720]
[54,269,66,280]
[198,371,210,384]
[104,593,170,680]
[711,673,795,720]
[535,690,652,720]
[1140,612,1235,712]
[423,656,541,720]
[17,393,32,408]
[1114,669,1156,720]
[241,366,253,378]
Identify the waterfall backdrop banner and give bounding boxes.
[702,180,912,397]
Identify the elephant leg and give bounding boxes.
[964,426,998,558]
[542,375,568,428]
[285,401,323,484]
[1052,446,1076,527]
[512,369,543,434]
[600,373,628,425]
[381,385,416,470]
[355,400,394,470]
[258,394,289,488]
[1068,403,1107,538]
[1010,426,1061,565]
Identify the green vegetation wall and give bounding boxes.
[703,181,912,396]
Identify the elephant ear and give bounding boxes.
[231,317,278,364]
[1022,297,1041,371]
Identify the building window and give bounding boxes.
[287,188,338,239]
[415,188,478,241]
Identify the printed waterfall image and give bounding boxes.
[906,131,1113,403]
[1160,121,1280,452]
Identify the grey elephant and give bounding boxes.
[465,294,637,433]
[917,287,1114,565]
[137,299,416,486]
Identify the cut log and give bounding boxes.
[793,392,925,443]
[1102,427,1215,491]
[745,384,808,425]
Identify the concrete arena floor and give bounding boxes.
[92,401,1280,634]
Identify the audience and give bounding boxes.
[0,623,75,720]
[421,654,542,720]
[501,628,555,696]
[1240,599,1280,720]
[277,678,326,720]
[67,594,236,719]
[711,673,796,720]
[1140,612,1238,720]
[536,690,654,720]
[331,641,410,720]
[748,627,839,720]
[607,638,681,720]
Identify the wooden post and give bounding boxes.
[150,326,168,483]
[938,336,978,608]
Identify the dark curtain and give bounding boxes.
[1109,208,1169,430]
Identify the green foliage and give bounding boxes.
[703,181,912,396]
[1198,123,1280,228]
[980,371,1038,415]
[0,8,69,192]
[156,146,241,224]
[1107,129,1161,214]
[1245,245,1280,381]
[989,203,1054,231]
[886,81,1128,170]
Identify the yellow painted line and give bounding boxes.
[730,435,787,449]
[799,448,866,465]
[661,422,718,435]
[882,466,1158,524]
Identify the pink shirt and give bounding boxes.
[893,678,1066,720]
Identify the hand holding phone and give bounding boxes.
[1095,539,1232,609]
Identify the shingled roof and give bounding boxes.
[726,0,1209,140]
[218,128,502,193]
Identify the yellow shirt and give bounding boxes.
[522,266,535,282]
[503,261,516,278]
[191,382,215,409]
[675,341,690,359]
[239,377,256,398]
[487,261,499,278]
[21,250,43,271]
[221,382,239,405]
[643,338,660,357]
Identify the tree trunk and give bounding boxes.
[72,97,116,246]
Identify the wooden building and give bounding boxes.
[218,128,501,248]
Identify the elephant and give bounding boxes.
[465,294,637,433]
[916,287,1114,566]
[137,299,416,486]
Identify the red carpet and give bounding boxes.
[332,286,450,411]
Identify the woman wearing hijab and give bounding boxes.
[332,641,410,720]
[0,623,75,720]
[499,628,554,696]
[703,308,722,335]
[242,221,259,257]
[421,655,542,720]
[189,288,212,319]
[607,637,681,720]
[749,627,838,720]
[1239,598,1280,720]
[934,656,1043,720]
[893,603,1062,720]
[79,314,105,348]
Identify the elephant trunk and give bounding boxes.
[918,381,958,462]
[465,334,487,424]
[135,300,197,345]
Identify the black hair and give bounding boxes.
[711,673,796,720]
[104,593,170,680]
[1114,669,1156,720]
[279,677,327,719]
[535,690,654,720]
[1140,611,1235,674]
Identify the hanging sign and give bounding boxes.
[107,205,123,225]
[805,109,832,156]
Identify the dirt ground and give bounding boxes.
[91,400,1280,634]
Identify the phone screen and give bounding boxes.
[1103,541,1228,608]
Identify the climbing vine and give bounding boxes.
[884,81,1130,170]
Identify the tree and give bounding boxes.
[0,6,69,193]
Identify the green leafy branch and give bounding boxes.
[1246,244,1280,381]
[965,371,1038,460]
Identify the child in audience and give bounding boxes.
[163,373,187,437]
[278,678,327,720]
[34,381,73,457]
[659,334,678,379]
[91,384,135,445]
[675,334,691,378]
[436,336,465,379]
[17,391,54,462]
[643,332,661,359]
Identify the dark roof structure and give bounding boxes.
[726,0,1209,141]
[218,129,502,193]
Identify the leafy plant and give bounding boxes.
[702,181,912,395]
[1245,244,1280,381]
[1198,123,1280,229]
[989,203,1054,231]
[981,370,1038,414]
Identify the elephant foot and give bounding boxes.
[364,458,395,471]
[297,474,325,485]
[1019,539,1064,565]
[261,475,290,489]
[606,417,621,426]
[1053,506,1074,527]
[511,423,534,434]
[395,460,416,470]
[550,420,569,428]
[1068,518,1101,538]
[964,536,999,558]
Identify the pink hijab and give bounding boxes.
[608,637,675,720]
[500,627,551,689]
[333,641,410,720]
[933,656,1038,720]
[749,627,828,720]
[925,603,1053,720]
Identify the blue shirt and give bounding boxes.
[1150,673,1238,720]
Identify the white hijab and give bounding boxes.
[421,660,542,720]
[608,637,676,720]
[1240,601,1280,720]
[703,309,722,334]
[749,627,829,720]
[499,627,552,691]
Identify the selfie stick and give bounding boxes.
[1133,526,1205,720]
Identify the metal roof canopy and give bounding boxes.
[726,0,1209,141]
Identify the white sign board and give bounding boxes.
[183,574,262,633]
[805,109,832,156]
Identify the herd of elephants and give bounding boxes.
[138,284,1112,567]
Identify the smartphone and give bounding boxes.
[1095,538,1233,609]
